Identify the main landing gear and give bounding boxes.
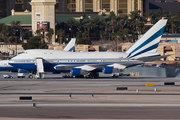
[63,74,73,78]
[85,72,99,79]
[62,72,99,79]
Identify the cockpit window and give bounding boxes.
[18,52,27,54]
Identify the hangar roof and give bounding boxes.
[0,15,31,25]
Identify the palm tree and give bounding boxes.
[34,30,41,36]
[67,19,76,38]
[82,31,88,38]
[99,30,106,41]
[109,11,116,33]
[10,21,22,37]
[130,31,138,42]
[135,21,144,35]
[57,29,65,44]
[122,28,130,42]
[157,8,164,19]
[46,28,54,44]
[142,26,148,34]
[91,17,100,37]
[0,25,12,54]
[0,23,6,32]
[84,20,93,39]
[101,13,106,20]
[0,25,12,43]
[149,11,154,23]
[35,30,45,43]
[117,9,123,17]
[119,19,127,30]
[82,13,86,22]
[169,12,175,34]
[20,29,31,43]
[129,11,140,31]
[75,20,83,39]
[103,21,111,41]
[129,11,140,21]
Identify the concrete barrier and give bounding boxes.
[116,87,128,90]
[164,82,175,85]
[19,96,32,100]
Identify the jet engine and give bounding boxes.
[71,68,88,76]
[18,69,28,73]
[103,66,113,74]
[103,66,122,74]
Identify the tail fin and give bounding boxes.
[63,38,76,52]
[126,19,167,59]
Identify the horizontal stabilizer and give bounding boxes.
[137,55,171,62]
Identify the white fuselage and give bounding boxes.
[9,49,140,72]
[10,49,129,60]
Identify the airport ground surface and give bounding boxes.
[0,72,180,120]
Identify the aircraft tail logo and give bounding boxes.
[125,19,167,59]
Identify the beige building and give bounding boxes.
[157,43,176,61]
[1,0,144,18]
[66,0,143,16]
[0,43,24,55]
[49,44,99,52]
[29,0,56,43]
[75,44,99,52]
[121,42,177,61]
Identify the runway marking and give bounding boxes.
[0,93,180,95]
[1,103,180,107]
[3,89,30,91]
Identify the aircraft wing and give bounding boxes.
[54,61,144,72]
[54,64,108,71]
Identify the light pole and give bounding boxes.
[69,28,72,38]
[15,37,17,56]
[41,28,45,43]
[116,36,119,52]
[69,28,72,41]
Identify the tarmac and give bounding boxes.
[0,72,180,120]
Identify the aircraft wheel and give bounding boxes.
[29,75,33,79]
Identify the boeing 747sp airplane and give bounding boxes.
[9,19,167,78]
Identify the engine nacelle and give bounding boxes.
[103,66,113,74]
[71,68,88,76]
[18,69,28,73]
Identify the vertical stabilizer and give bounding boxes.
[63,38,76,52]
[126,19,167,59]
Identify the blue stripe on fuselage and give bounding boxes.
[9,61,130,72]
[9,62,105,72]
[0,67,18,71]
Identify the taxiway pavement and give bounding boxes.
[0,72,180,119]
